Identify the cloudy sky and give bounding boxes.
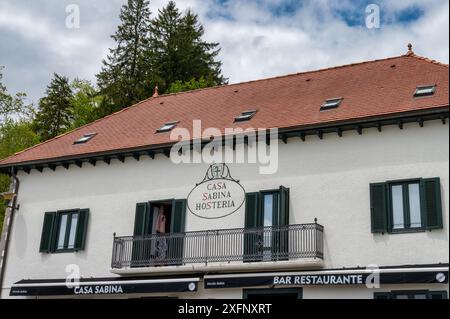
[0,0,448,104]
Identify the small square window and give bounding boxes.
[321,98,343,111]
[157,121,179,133]
[235,110,257,122]
[414,85,436,98]
[74,133,97,145]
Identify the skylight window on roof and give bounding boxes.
[414,85,436,98]
[234,110,257,122]
[321,98,343,111]
[74,133,97,145]
[157,121,179,133]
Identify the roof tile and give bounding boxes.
[0,53,448,166]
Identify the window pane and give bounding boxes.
[57,214,68,250]
[67,214,79,249]
[160,124,172,131]
[408,183,422,228]
[413,294,427,299]
[263,194,274,227]
[395,294,409,299]
[263,194,274,261]
[391,185,405,229]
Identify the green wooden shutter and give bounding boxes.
[171,199,187,234]
[370,183,388,233]
[275,187,290,261]
[133,202,150,236]
[278,186,290,226]
[245,193,261,228]
[244,192,262,262]
[74,209,89,251]
[131,202,150,267]
[420,178,443,230]
[170,199,187,266]
[39,212,57,253]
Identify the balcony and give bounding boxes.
[111,223,324,274]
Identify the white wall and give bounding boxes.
[2,120,449,298]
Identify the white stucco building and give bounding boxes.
[0,50,448,299]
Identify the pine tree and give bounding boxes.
[34,73,73,141]
[96,0,152,115]
[179,9,225,85]
[148,1,226,93]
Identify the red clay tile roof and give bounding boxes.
[0,53,448,167]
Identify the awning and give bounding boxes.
[10,277,200,297]
[204,265,449,289]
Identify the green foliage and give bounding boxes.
[0,66,33,125]
[70,79,103,129]
[32,77,103,138]
[34,73,74,140]
[167,77,212,94]
[0,121,40,159]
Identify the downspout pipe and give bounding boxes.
[0,169,20,298]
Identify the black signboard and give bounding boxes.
[204,271,449,289]
[10,278,199,297]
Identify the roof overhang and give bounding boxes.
[1,107,448,175]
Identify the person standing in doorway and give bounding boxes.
[155,206,168,262]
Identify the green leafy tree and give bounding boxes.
[70,79,103,129]
[34,73,73,141]
[0,66,33,125]
[96,0,153,115]
[167,76,211,94]
[0,122,40,159]
[148,1,226,92]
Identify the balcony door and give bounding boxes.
[131,199,186,267]
[244,186,290,262]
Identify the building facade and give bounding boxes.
[0,51,449,299]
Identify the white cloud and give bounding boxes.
[197,0,449,83]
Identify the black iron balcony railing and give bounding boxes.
[111,222,324,269]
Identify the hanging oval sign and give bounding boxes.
[187,164,246,219]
